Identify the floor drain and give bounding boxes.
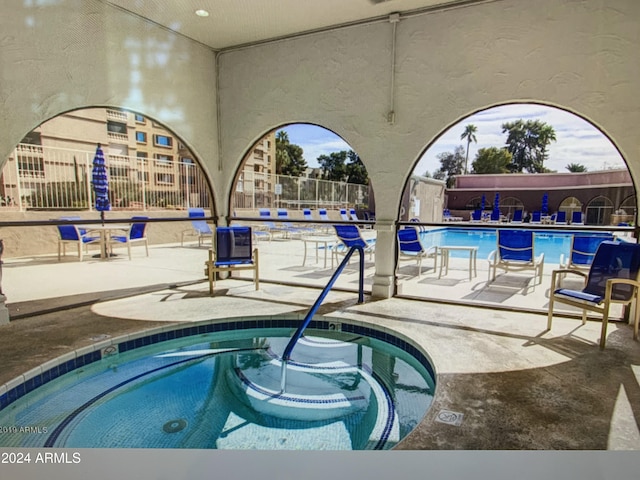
[163,419,187,433]
[435,409,464,426]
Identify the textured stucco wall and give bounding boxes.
[0,0,220,211]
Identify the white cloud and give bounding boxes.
[416,104,626,175]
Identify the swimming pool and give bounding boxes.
[419,227,616,264]
[0,317,435,450]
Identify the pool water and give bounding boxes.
[420,228,615,264]
[0,327,435,450]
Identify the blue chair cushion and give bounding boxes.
[554,288,603,304]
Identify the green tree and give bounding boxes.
[434,145,465,188]
[471,147,512,174]
[345,150,369,185]
[317,150,348,181]
[460,123,477,174]
[275,130,307,176]
[501,119,557,173]
[566,163,587,172]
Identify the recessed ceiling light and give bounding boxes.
[195,9,209,17]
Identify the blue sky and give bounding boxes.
[280,104,626,174]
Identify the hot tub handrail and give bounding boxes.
[280,244,364,392]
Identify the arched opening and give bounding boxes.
[1,107,215,260]
[397,102,636,315]
[558,196,583,218]
[228,123,374,292]
[586,195,614,226]
[231,124,372,219]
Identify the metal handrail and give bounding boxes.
[280,244,365,393]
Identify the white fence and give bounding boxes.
[233,169,370,212]
[1,145,371,214]
[1,144,210,211]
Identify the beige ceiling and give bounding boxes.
[103,0,484,50]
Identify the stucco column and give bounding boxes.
[0,240,8,325]
[371,219,396,299]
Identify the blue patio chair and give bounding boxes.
[530,211,542,224]
[571,211,584,225]
[397,227,437,277]
[339,209,351,221]
[56,217,100,261]
[181,208,213,247]
[488,230,544,285]
[205,226,259,294]
[349,208,361,221]
[332,224,375,266]
[560,235,616,272]
[554,211,567,224]
[547,240,640,349]
[489,209,501,222]
[109,216,149,260]
[511,209,523,223]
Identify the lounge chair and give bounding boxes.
[181,208,213,247]
[488,229,544,285]
[470,209,482,222]
[332,224,375,265]
[489,209,501,222]
[339,209,351,221]
[511,209,523,224]
[397,227,437,277]
[349,208,361,221]
[56,217,101,261]
[109,216,149,260]
[547,240,640,349]
[205,226,259,294]
[554,211,568,224]
[530,211,542,224]
[276,208,312,238]
[571,211,584,225]
[318,208,330,222]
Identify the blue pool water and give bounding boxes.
[0,322,435,450]
[419,228,616,264]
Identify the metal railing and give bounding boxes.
[280,244,365,393]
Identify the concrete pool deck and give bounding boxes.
[1,240,640,449]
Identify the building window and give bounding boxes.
[134,114,145,124]
[154,134,173,148]
[136,131,147,143]
[154,153,173,165]
[138,171,149,183]
[20,131,42,145]
[107,121,127,135]
[156,173,175,185]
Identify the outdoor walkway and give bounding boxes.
[1,239,640,450]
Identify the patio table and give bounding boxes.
[77,224,131,260]
[301,235,336,269]
[437,245,478,281]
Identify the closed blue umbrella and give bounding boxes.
[481,194,486,211]
[541,192,549,215]
[494,192,500,213]
[92,144,110,225]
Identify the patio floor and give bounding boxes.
[1,237,640,450]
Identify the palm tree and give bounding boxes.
[460,124,478,174]
[566,163,587,173]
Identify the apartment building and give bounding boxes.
[1,108,206,210]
